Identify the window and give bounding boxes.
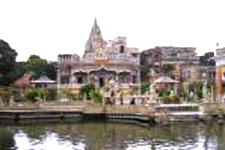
[120,45,124,53]
[61,76,70,84]
[132,75,137,83]
[99,77,105,87]
[77,77,83,84]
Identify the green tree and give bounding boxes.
[140,64,151,82]
[25,55,48,79]
[0,40,18,85]
[25,88,44,102]
[162,64,175,74]
[25,55,57,80]
[0,86,17,106]
[0,40,17,75]
[43,61,57,80]
[91,91,103,103]
[80,84,96,100]
[1,61,26,86]
[141,82,151,94]
[190,81,203,99]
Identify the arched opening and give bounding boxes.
[77,77,83,84]
[99,77,105,87]
[120,45,125,53]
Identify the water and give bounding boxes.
[0,121,223,150]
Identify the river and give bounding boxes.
[0,120,223,150]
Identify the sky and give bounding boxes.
[0,0,225,61]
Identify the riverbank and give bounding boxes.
[0,101,223,125]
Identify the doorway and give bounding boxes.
[99,77,105,87]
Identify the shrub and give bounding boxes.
[46,89,57,101]
[25,88,44,102]
[91,91,103,103]
[159,90,170,97]
[141,82,151,94]
[80,84,96,100]
[170,95,180,103]
[161,95,171,104]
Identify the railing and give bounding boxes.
[155,104,200,112]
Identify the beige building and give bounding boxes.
[141,47,162,74]
[182,66,215,83]
[57,19,140,95]
[215,47,225,102]
[159,46,199,66]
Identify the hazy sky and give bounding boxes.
[0,0,225,61]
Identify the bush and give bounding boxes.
[25,88,44,102]
[161,95,171,104]
[170,95,180,103]
[141,82,151,94]
[0,86,17,106]
[91,91,103,103]
[46,89,57,101]
[80,84,96,100]
[159,90,170,97]
[72,94,80,101]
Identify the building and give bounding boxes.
[158,46,199,66]
[215,47,225,102]
[182,66,215,83]
[140,47,162,74]
[57,19,140,95]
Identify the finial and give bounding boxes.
[94,17,97,25]
[216,42,219,47]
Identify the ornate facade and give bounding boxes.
[57,19,140,95]
[215,47,225,102]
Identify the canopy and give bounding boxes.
[154,76,179,84]
[31,76,56,84]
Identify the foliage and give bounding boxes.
[25,88,44,102]
[140,64,151,82]
[170,94,180,103]
[141,82,151,94]
[46,89,57,101]
[43,62,57,80]
[199,52,215,66]
[25,55,57,80]
[0,40,18,75]
[72,94,80,100]
[0,40,18,86]
[25,55,48,79]
[0,86,17,106]
[159,90,170,97]
[80,84,96,100]
[91,91,103,103]
[60,89,74,100]
[190,81,203,99]
[161,95,171,104]
[161,64,175,74]
[161,94,180,104]
[1,62,26,86]
[79,84,103,103]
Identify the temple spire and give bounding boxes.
[94,17,97,26]
[85,18,103,53]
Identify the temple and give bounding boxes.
[57,19,140,95]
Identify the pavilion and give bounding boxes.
[31,76,56,89]
[154,76,179,94]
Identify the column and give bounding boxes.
[217,67,222,103]
[174,84,178,95]
[87,72,90,84]
[137,69,141,95]
[57,67,61,95]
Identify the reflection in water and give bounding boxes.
[0,121,222,150]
